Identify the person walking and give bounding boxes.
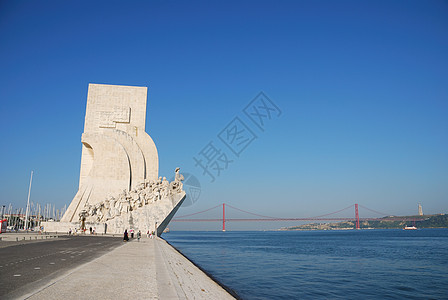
[123,229,129,242]
[137,230,141,242]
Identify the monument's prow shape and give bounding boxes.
[44,84,185,235]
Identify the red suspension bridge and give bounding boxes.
[172,203,415,231]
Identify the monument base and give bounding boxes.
[42,192,185,235]
[41,221,106,234]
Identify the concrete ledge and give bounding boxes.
[22,237,236,300]
[0,233,66,249]
[155,238,238,299]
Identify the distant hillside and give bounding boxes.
[281,214,448,230]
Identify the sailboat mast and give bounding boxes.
[25,171,33,230]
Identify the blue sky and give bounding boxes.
[1,0,447,230]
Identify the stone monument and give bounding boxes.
[43,83,185,235]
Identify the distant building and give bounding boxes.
[418,203,423,216]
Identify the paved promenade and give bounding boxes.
[13,237,236,300]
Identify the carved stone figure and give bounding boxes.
[114,194,123,216]
[171,167,184,193]
[96,203,103,222]
[88,205,96,217]
[108,196,117,218]
[175,167,184,182]
[120,196,130,214]
[162,177,170,197]
[103,198,112,220]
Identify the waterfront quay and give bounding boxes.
[0,233,235,299]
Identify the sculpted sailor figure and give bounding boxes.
[145,187,155,204]
[129,189,139,210]
[121,193,131,214]
[96,203,103,222]
[109,196,118,218]
[88,204,96,218]
[155,186,161,201]
[175,167,184,182]
[156,177,162,188]
[140,189,148,205]
[171,167,184,193]
[162,177,170,197]
[135,193,143,208]
[103,198,113,220]
[116,190,126,215]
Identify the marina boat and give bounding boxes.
[403,225,417,230]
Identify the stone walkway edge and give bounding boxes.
[19,237,237,300]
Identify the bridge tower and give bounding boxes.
[355,204,360,229]
[222,203,226,232]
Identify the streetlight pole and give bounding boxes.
[1,205,5,219]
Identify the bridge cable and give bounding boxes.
[175,204,222,219]
[309,204,355,219]
[225,203,279,219]
[357,204,391,217]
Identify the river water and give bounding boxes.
[164,229,448,299]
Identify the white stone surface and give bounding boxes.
[53,83,184,235]
[103,190,186,235]
[61,84,158,223]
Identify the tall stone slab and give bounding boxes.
[61,84,160,224]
